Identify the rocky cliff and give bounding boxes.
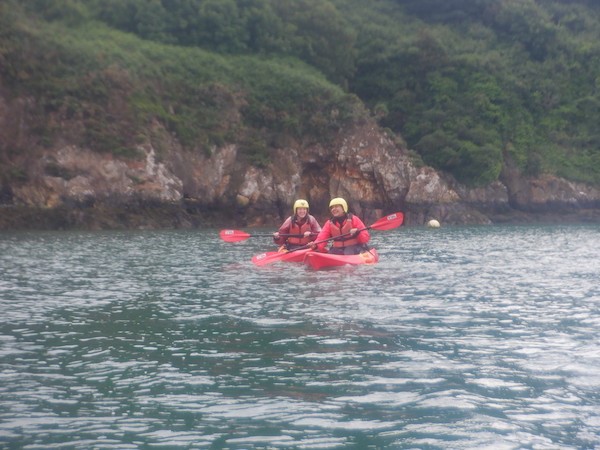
[1,92,599,230]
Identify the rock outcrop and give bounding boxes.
[1,96,599,230]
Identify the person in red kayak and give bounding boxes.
[273,199,322,250]
[310,197,370,255]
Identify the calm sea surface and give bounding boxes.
[0,224,599,449]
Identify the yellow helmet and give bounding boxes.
[293,199,309,214]
[329,197,348,213]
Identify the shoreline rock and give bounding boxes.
[1,199,598,231]
[1,110,598,230]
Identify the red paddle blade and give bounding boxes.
[370,212,404,231]
[219,229,251,242]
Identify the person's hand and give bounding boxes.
[303,231,312,237]
[273,232,280,239]
[350,228,358,235]
[308,241,317,250]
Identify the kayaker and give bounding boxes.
[309,197,370,255]
[273,199,322,250]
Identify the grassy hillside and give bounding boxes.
[0,0,363,182]
[1,0,599,187]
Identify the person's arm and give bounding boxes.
[312,221,331,251]
[352,216,370,244]
[273,217,292,245]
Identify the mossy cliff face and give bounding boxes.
[1,93,599,230]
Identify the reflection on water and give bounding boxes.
[1,225,599,448]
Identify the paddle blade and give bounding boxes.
[370,212,404,231]
[220,229,251,242]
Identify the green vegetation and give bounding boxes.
[340,0,600,185]
[0,0,356,170]
[1,0,599,186]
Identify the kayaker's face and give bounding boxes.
[296,207,308,218]
[330,204,345,217]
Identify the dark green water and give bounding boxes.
[1,225,599,449]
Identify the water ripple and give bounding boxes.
[1,225,599,448]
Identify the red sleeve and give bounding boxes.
[274,217,292,245]
[315,220,332,251]
[352,216,370,244]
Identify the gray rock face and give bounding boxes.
[1,98,598,229]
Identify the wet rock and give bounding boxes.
[1,98,598,229]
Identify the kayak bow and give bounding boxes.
[251,247,312,266]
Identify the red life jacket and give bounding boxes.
[287,217,313,245]
[330,214,360,247]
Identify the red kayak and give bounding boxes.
[250,212,403,267]
[303,249,379,270]
[251,248,311,266]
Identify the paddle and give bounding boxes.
[251,211,404,266]
[219,229,316,243]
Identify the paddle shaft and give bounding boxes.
[252,226,369,266]
[245,233,314,238]
[250,212,403,266]
[220,229,318,242]
[289,212,403,254]
[274,232,318,237]
[286,226,368,254]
